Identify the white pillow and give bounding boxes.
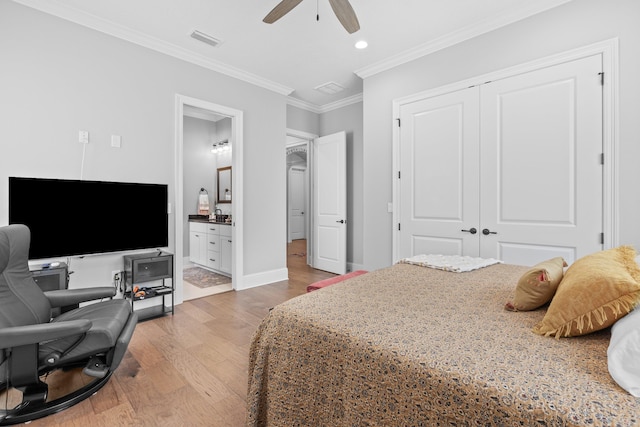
[608,307,640,396]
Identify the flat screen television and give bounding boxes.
[9,177,169,259]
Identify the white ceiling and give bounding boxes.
[14,0,572,111]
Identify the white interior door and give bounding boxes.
[312,131,347,274]
[480,55,603,265]
[288,167,306,241]
[398,88,480,259]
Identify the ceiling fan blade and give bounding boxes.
[328,0,360,33]
[263,0,304,24]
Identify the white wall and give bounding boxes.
[362,0,640,270]
[182,116,216,255]
[0,2,287,290]
[286,105,320,136]
[213,117,233,216]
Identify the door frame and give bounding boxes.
[391,38,619,263]
[175,94,244,302]
[286,128,317,266]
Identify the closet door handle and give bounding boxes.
[336,219,345,224]
[461,228,477,235]
[482,228,497,235]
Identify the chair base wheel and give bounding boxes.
[0,372,112,425]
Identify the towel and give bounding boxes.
[198,193,210,215]
[398,254,502,273]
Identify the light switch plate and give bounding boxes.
[111,135,122,148]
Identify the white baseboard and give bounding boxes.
[236,268,289,291]
[347,262,367,272]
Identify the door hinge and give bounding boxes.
[396,118,401,127]
[600,232,605,244]
[600,153,605,165]
[598,72,604,85]
[398,171,401,179]
[398,223,401,231]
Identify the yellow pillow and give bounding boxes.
[505,257,567,311]
[533,246,640,338]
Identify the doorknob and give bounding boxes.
[336,219,345,224]
[461,227,477,235]
[482,228,497,235]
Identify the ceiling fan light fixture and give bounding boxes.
[190,30,222,48]
[264,0,359,34]
[355,40,368,49]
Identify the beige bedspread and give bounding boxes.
[247,263,640,426]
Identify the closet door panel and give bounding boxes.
[398,87,480,259]
[480,55,603,264]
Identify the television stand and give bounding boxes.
[123,251,174,321]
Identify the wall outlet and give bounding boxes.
[79,130,89,144]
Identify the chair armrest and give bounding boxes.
[0,320,92,349]
[44,287,117,308]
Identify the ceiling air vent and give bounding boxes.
[314,81,345,95]
[190,30,222,48]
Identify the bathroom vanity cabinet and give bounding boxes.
[189,221,232,276]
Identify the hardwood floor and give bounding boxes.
[4,239,335,426]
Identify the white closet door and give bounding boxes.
[398,88,480,259]
[479,55,603,264]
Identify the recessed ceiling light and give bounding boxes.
[355,40,368,49]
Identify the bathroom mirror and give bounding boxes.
[217,166,231,203]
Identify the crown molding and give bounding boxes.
[286,97,323,114]
[287,92,363,114]
[355,0,574,79]
[318,93,363,113]
[12,0,294,96]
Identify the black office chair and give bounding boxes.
[0,224,137,425]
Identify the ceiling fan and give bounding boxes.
[263,0,360,34]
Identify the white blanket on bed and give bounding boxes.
[398,254,503,272]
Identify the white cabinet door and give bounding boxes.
[220,237,232,274]
[189,231,207,265]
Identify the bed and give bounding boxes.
[246,261,640,426]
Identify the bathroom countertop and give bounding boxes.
[188,218,231,225]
